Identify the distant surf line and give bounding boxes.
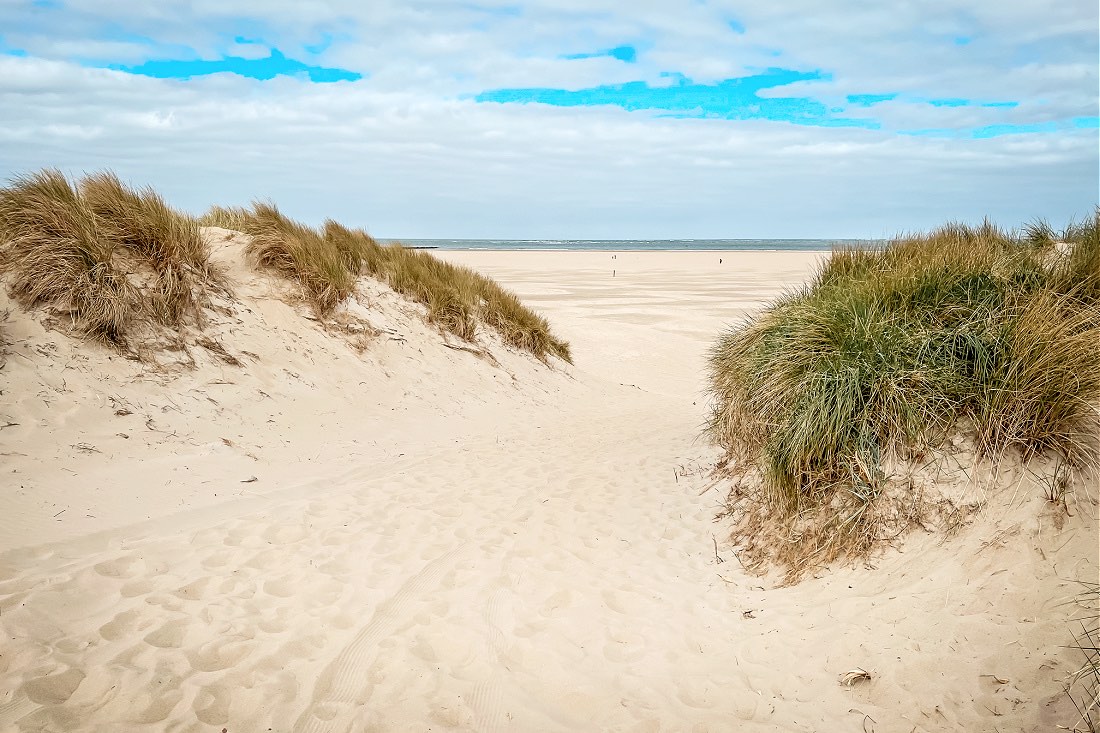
[385,238,883,251]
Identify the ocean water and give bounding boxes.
[385,238,880,251]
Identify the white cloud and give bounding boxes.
[0,0,1096,237]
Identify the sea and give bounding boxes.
[384,238,880,251]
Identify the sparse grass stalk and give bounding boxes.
[707,214,1100,580]
[1066,581,1100,732]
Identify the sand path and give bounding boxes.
[1,251,1093,732]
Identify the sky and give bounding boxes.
[0,0,1097,239]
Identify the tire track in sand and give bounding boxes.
[291,550,460,733]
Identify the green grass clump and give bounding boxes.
[707,213,1100,578]
[0,169,215,342]
[212,204,571,362]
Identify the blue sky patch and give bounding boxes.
[847,93,897,107]
[924,97,1017,109]
[727,19,745,34]
[476,68,879,128]
[562,45,637,63]
[109,48,362,82]
[971,122,1060,138]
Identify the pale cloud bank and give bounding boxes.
[0,0,1096,238]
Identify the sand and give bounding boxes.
[0,241,1096,732]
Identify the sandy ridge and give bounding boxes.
[0,246,1095,732]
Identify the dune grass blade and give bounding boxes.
[707,214,1100,581]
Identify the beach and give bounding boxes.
[0,246,1094,732]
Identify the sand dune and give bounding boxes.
[0,242,1095,731]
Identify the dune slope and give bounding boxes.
[0,248,1095,732]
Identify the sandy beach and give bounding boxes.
[1,243,1095,732]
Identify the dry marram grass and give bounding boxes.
[0,169,219,343]
[1,168,569,365]
[707,213,1100,581]
[209,203,571,362]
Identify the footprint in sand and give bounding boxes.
[143,592,187,612]
[214,575,256,598]
[245,548,284,570]
[602,627,648,663]
[257,607,291,634]
[602,587,648,615]
[22,667,85,705]
[186,638,255,672]
[317,557,352,577]
[320,527,356,546]
[428,692,477,728]
[93,555,146,579]
[262,522,308,545]
[513,618,548,638]
[262,575,301,598]
[539,589,574,618]
[172,576,214,601]
[675,677,718,710]
[193,684,232,726]
[119,577,157,598]
[200,548,237,569]
[143,619,191,648]
[126,688,184,725]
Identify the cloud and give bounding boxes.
[0,0,1095,238]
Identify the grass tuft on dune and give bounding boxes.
[0,169,215,342]
[0,168,569,364]
[211,203,571,362]
[707,212,1100,580]
[81,171,216,325]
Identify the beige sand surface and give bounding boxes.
[0,241,1095,732]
